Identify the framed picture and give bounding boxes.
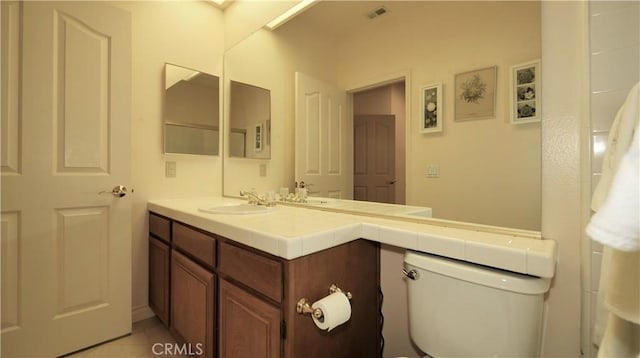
[510,60,540,124]
[420,83,443,133]
[254,123,263,152]
[454,66,497,121]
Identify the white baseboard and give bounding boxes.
[132,305,155,323]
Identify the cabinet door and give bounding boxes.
[219,278,281,358]
[171,250,215,358]
[149,237,171,326]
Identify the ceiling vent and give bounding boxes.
[367,6,388,20]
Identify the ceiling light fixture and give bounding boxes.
[208,0,232,10]
[264,0,317,30]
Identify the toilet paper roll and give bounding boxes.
[311,292,352,331]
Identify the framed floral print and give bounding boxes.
[454,66,497,121]
[255,123,263,152]
[510,60,540,124]
[421,83,443,133]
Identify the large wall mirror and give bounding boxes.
[223,1,541,231]
[164,63,220,156]
[229,80,271,159]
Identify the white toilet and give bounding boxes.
[404,251,551,357]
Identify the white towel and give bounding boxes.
[587,82,640,357]
[591,83,640,212]
[586,126,639,251]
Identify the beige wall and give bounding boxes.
[112,1,225,320]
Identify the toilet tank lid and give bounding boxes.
[404,251,551,295]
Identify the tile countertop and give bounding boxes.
[147,197,557,278]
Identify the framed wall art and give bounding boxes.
[420,83,443,133]
[254,123,263,152]
[454,66,497,121]
[510,60,540,124]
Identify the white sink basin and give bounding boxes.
[199,204,276,215]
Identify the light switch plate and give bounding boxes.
[427,164,440,178]
[165,161,176,178]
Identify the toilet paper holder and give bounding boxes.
[296,283,352,319]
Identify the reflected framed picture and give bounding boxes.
[454,66,497,121]
[254,123,263,152]
[420,83,443,133]
[510,60,540,124]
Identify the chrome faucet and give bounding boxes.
[240,190,276,207]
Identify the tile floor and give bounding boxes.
[65,317,186,357]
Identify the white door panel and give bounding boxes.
[1,2,131,356]
[295,72,352,198]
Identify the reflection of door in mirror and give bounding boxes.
[164,63,220,156]
[229,80,271,159]
[354,115,396,204]
[294,72,352,199]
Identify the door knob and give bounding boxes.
[386,180,396,185]
[100,185,127,198]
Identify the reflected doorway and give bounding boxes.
[352,81,406,204]
[354,114,396,203]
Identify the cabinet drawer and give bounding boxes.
[149,213,171,243]
[173,222,216,268]
[218,241,282,303]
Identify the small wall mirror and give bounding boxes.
[164,63,220,156]
[229,80,271,159]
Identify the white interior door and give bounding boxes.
[294,72,352,198]
[353,115,396,203]
[1,2,132,356]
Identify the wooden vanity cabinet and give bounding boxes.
[217,239,381,358]
[148,212,381,358]
[148,213,171,326]
[282,239,381,358]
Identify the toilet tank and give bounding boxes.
[404,251,550,358]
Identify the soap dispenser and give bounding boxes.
[298,181,307,201]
